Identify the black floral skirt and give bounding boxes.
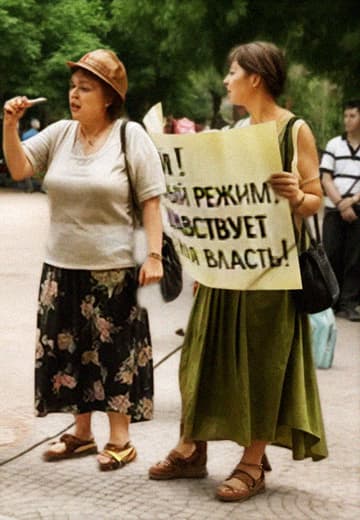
[35,264,153,422]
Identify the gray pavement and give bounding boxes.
[0,190,359,520]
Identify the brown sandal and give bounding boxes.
[149,440,207,480]
[43,433,98,462]
[216,461,265,502]
[98,441,137,471]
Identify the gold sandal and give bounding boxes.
[216,461,265,502]
[98,441,137,471]
[43,433,98,462]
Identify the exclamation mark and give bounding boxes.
[281,239,289,266]
[174,147,185,176]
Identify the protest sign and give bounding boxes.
[144,104,302,290]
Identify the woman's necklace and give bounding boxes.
[79,124,110,147]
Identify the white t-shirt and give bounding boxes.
[23,119,166,270]
[320,134,360,208]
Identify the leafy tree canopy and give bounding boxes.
[1,0,358,142]
[0,0,42,95]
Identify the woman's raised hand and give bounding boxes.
[3,96,33,123]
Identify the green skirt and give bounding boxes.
[180,287,328,461]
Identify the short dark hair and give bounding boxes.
[70,67,124,120]
[228,41,286,99]
[344,100,360,111]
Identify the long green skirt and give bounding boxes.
[180,287,328,461]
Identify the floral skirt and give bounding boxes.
[35,264,153,422]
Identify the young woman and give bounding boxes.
[3,49,165,471]
[149,41,327,502]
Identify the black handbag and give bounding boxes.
[160,232,183,302]
[120,121,183,302]
[291,214,340,314]
[283,117,339,314]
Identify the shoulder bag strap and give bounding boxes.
[283,116,301,172]
[284,116,322,244]
[120,120,130,183]
[120,120,139,213]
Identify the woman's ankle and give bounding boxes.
[107,412,130,447]
[108,436,130,448]
[241,441,267,467]
[73,430,93,441]
[175,439,196,457]
[74,413,92,440]
[240,457,263,467]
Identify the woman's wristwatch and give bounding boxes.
[148,252,162,261]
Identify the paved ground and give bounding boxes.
[0,190,359,520]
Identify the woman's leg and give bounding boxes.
[148,423,207,479]
[73,412,93,440]
[173,438,198,457]
[42,412,96,461]
[237,440,267,478]
[96,412,130,465]
[216,440,267,502]
[107,412,130,445]
[172,437,268,469]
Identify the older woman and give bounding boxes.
[3,49,165,471]
[149,41,327,502]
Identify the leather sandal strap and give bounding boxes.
[237,461,263,469]
[167,449,188,465]
[101,442,135,465]
[229,468,256,488]
[57,434,96,453]
[228,462,264,488]
[60,433,92,443]
[102,446,134,464]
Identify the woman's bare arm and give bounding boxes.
[2,97,35,180]
[270,123,322,217]
[138,196,164,286]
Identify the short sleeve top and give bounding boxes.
[23,119,166,269]
[320,135,360,207]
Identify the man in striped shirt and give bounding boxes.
[321,100,360,321]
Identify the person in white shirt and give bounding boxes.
[3,49,165,470]
[321,100,360,321]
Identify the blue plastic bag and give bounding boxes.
[309,308,337,369]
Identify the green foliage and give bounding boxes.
[108,0,210,119]
[0,0,110,121]
[0,0,42,96]
[284,0,360,100]
[33,0,111,120]
[164,66,225,124]
[284,66,343,149]
[0,0,357,137]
